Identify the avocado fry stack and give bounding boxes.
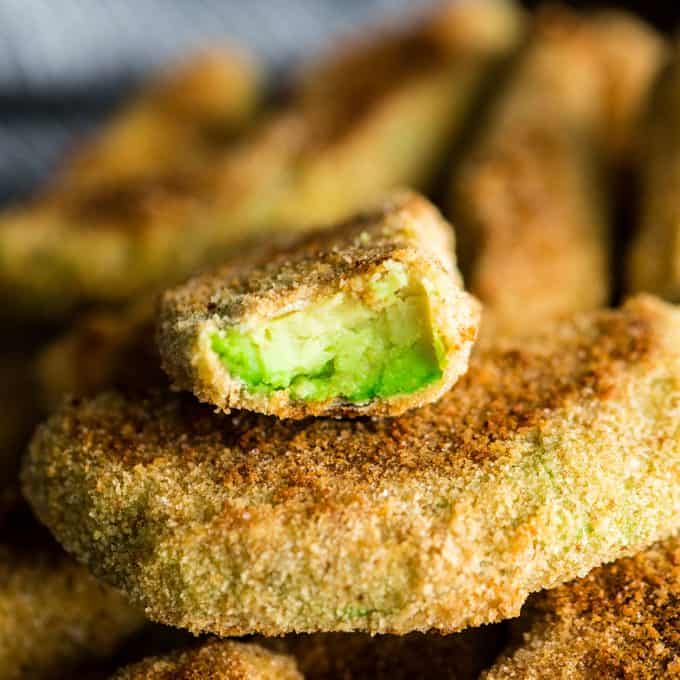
[6,2,680,678]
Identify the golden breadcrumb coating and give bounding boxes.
[0,516,144,680]
[485,534,680,679]
[263,626,505,679]
[0,1,521,320]
[22,295,680,636]
[159,192,479,418]
[629,43,680,302]
[452,6,665,338]
[109,639,302,680]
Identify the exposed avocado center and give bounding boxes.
[210,261,444,403]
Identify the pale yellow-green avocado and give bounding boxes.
[210,262,443,403]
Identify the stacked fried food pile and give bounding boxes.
[1,1,679,678]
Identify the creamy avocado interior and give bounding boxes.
[210,261,445,403]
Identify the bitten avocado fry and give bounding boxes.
[452,6,665,338]
[159,192,479,418]
[23,296,680,637]
[485,534,680,679]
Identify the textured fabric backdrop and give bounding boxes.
[0,0,433,203]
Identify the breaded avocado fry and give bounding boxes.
[54,48,261,196]
[0,517,144,680]
[209,0,523,233]
[23,295,680,636]
[452,7,665,337]
[0,1,521,320]
[159,193,479,418]
[0,49,262,320]
[109,639,302,680]
[629,44,680,301]
[485,535,680,679]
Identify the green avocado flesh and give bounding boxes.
[210,262,445,403]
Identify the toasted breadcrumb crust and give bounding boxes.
[630,43,680,302]
[485,534,680,679]
[22,295,680,636]
[159,191,480,418]
[263,627,506,680]
[0,1,521,320]
[0,517,144,680]
[109,639,302,680]
[452,6,665,338]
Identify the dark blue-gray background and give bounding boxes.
[0,0,440,203]
[0,0,670,203]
